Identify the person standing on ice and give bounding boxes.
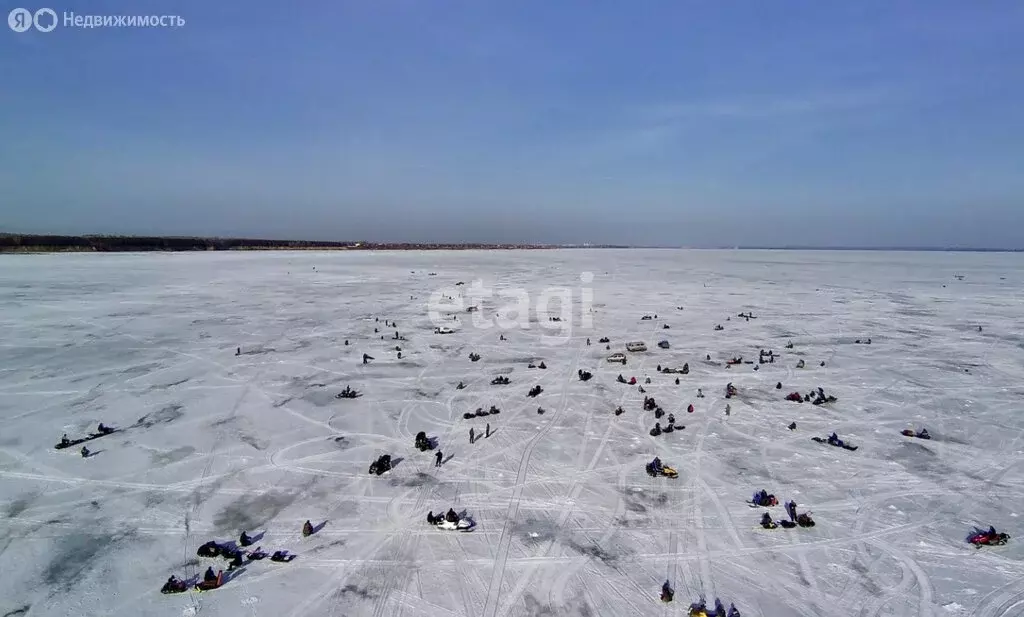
[485,423,491,438]
[434,451,443,467]
[469,428,475,444]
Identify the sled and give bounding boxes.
[661,466,679,478]
[436,518,475,532]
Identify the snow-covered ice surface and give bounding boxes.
[1,249,1023,617]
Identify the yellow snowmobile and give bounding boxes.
[646,458,678,478]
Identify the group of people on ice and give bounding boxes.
[759,499,815,530]
[166,527,303,593]
[426,508,474,531]
[659,583,741,616]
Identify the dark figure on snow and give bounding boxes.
[60,434,70,447]
[228,551,244,570]
[660,580,674,602]
[435,451,443,467]
[788,422,796,430]
[98,423,113,434]
[302,520,314,537]
[761,512,777,529]
[675,378,680,385]
[162,575,188,594]
[239,531,253,547]
[236,347,241,356]
[204,567,217,583]
[363,353,373,364]
[270,551,295,562]
[445,508,459,524]
[776,382,782,389]
[485,423,490,438]
[81,446,90,458]
[469,428,475,444]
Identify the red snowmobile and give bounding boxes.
[968,526,1010,547]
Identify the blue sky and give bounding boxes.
[2,0,1023,247]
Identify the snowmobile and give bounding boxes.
[469,353,481,362]
[654,408,664,419]
[247,547,268,560]
[414,431,435,451]
[578,370,593,381]
[488,405,501,415]
[812,433,858,451]
[614,406,624,416]
[161,576,189,594]
[646,458,678,478]
[336,386,361,399]
[428,509,475,531]
[270,550,296,562]
[491,376,510,385]
[369,454,393,475]
[197,541,223,558]
[749,490,778,507]
[537,407,546,415]
[968,526,1010,547]
[714,325,724,331]
[663,424,675,433]
[528,385,543,397]
[643,397,657,411]
[785,391,803,402]
[901,428,931,440]
[788,422,797,430]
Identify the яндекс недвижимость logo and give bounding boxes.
[8,7,185,32]
[8,7,57,32]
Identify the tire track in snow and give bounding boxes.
[481,339,584,617]
[498,383,618,617]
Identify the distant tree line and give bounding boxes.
[0,234,571,252]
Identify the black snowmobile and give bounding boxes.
[414,431,435,451]
[197,541,222,558]
[161,576,189,594]
[336,386,361,399]
[528,385,543,397]
[812,432,858,451]
[369,454,393,475]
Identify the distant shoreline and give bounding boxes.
[0,234,1018,253]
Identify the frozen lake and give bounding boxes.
[1,249,1023,617]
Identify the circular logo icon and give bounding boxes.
[8,7,32,32]
[33,8,57,32]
